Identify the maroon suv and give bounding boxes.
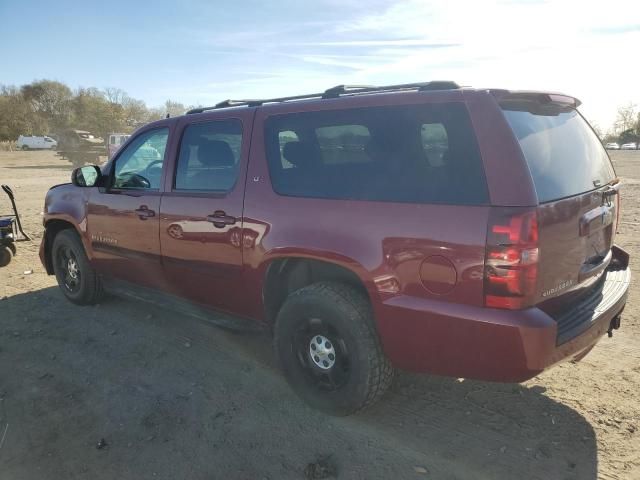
[39,82,631,415]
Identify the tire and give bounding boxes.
[51,229,103,305]
[167,224,183,239]
[0,245,12,267]
[274,282,394,415]
[21,145,29,151]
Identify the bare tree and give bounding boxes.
[103,87,128,105]
[614,103,638,134]
[164,100,186,118]
[122,97,148,126]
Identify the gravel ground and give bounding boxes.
[0,150,638,480]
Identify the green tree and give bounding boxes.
[619,128,639,145]
[0,79,196,141]
[20,80,73,132]
[0,86,48,140]
[71,88,128,139]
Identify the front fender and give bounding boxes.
[41,184,93,269]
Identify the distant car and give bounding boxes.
[17,135,57,150]
[620,142,638,150]
[107,133,131,159]
[605,142,620,150]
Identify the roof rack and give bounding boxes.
[186,80,460,114]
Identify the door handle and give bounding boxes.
[135,205,156,220]
[206,211,236,228]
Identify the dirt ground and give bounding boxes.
[0,150,638,480]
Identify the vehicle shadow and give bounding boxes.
[0,286,597,480]
[170,299,599,479]
[359,374,597,480]
[233,331,598,479]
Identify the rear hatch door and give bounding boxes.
[501,97,619,313]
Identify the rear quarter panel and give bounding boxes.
[462,89,537,207]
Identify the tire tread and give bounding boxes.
[276,281,394,414]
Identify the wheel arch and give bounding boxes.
[261,255,378,325]
[42,218,84,274]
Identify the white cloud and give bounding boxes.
[180,0,640,129]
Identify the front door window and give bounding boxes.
[112,128,169,190]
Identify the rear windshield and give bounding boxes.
[501,105,615,202]
[264,103,488,205]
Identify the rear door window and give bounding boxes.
[264,103,488,205]
[501,105,615,202]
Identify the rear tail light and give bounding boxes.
[484,208,539,309]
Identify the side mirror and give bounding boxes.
[72,165,102,187]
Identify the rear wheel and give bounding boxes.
[274,282,394,415]
[52,229,102,305]
[0,245,12,267]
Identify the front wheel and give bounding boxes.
[52,229,103,305]
[274,282,394,415]
[0,245,12,267]
[21,145,29,151]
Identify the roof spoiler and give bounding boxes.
[490,89,581,108]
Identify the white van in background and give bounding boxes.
[17,135,58,150]
[107,133,130,159]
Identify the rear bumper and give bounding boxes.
[376,253,631,382]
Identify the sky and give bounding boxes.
[1,0,639,131]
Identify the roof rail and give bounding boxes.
[322,81,459,98]
[322,84,377,98]
[186,80,460,114]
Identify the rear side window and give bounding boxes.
[316,124,371,165]
[501,105,615,202]
[264,103,488,205]
[175,120,242,192]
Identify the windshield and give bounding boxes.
[502,106,615,202]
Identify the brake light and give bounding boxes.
[485,208,539,309]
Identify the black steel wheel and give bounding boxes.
[52,229,103,305]
[274,282,394,415]
[56,243,81,294]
